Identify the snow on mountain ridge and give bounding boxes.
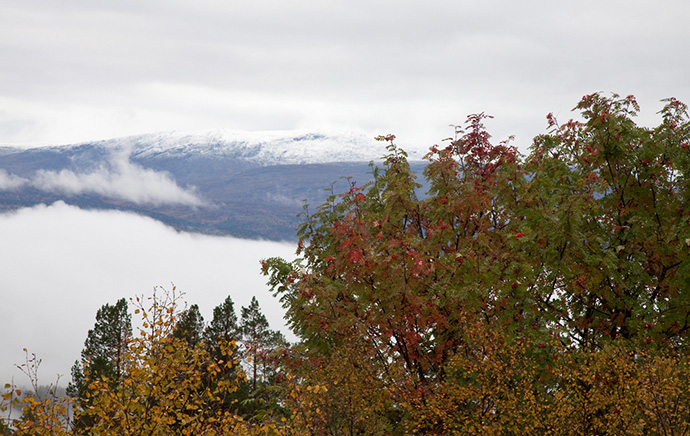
[108,129,414,165]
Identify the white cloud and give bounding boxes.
[31,154,203,206]
[0,146,203,205]
[0,202,297,385]
[0,169,27,189]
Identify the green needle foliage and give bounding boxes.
[67,298,131,433]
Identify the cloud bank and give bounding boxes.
[0,169,28,190]
[0,202,296,385]
[32,158,203,206]
[0,153,203,206]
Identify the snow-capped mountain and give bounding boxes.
[0,131,427,240]
[124,130,423,164]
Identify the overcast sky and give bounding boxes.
[2,0,690,386]
[2,0,689,152]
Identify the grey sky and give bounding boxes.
[2,0,689,151]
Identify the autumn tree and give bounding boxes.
[263,94,690,435]
[76,287,247,435]
[263,119,523,434]
[2,352,72,435]
[516,94,690,350]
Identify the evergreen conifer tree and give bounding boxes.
[205,295,239,358]
[67,298,131,433]
[173,303,205,347]
[239,297,287,390]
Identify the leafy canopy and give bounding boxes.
[262,93,690,435]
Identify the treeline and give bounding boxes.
[3,92,690,435]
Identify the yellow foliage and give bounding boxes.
[410,332,690,436]
[7,288,287,435]
[80,287,244,435]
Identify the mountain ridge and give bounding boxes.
[0,130,428,240]
[1,129,425,165]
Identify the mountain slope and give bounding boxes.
[0,130,427,240]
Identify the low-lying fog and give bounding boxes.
[0,202,297,387]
